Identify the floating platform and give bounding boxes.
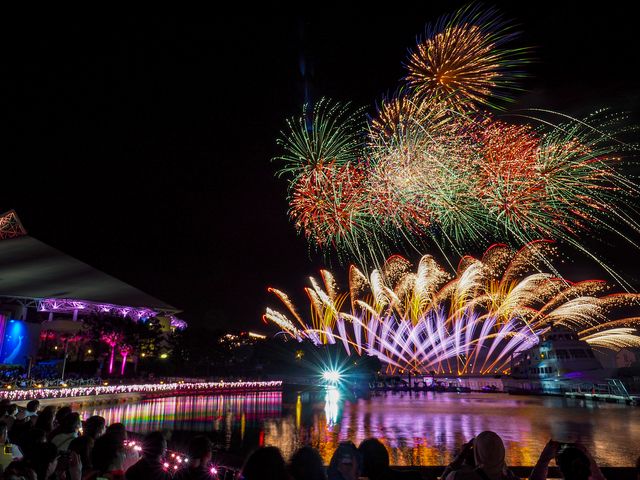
[565,392,637,405]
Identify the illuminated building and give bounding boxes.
[0,210,186,367]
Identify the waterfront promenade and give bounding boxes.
[0,379,282,406]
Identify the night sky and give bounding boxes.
[6,3,639,332]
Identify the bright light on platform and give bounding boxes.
[322,369,342,384]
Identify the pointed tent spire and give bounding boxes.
[0,210,27,240]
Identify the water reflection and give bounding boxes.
[77,389,639,466]
[77,391,282,453]
[304,392,640,465]
[269,390,639,467]
[325,387,340,425]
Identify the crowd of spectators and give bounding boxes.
[0,398,220,480]
[0,396,633,480]
[0,366,99,389]
[236,434,619,480]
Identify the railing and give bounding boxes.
[0,380,283,401]
[392,466,636,479]
[568,378,633,400]
[607,378,633,399]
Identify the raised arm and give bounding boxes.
[575,442,606,480]
[530,440,559,480]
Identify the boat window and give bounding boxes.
[570,349,587,358]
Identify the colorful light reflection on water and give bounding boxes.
[76,391,282,454]
[76,389,639,466]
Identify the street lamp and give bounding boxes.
[60,333,76,382]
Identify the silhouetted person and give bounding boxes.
[238,446,287,480]
[26,400,40,418]
[91,433,126,480]
[359,438,421,480]
[105,422,128,441]
[25,441,81,480]
[83,415,106,441]
[328,442,362,480]
[10,400,39,440]
[34,408,54,436]
[14,428,46,457]
[51,412,81,450]
[69,435,95,470]
[530,440,605,480]
[1,404,19,431]
[444,431,518,480]
[47,406,72,441]
[174,435,214,480]
[288,446,326,480]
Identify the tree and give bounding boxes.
[81,313,165,375]
[168,326,236,376]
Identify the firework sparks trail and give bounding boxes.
[264,242,640,375]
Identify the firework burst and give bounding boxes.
[403,4,529,110]
[275,98,366,177]
[273,6,639,286]
[289,164,369,248]
[265,241,640,375]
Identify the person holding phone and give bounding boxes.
[327,442,362,480]
[529,440,606,480]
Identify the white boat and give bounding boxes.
[506,327,635,403]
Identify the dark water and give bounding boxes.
[76,388,639,466]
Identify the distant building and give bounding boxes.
[615,347,640,368]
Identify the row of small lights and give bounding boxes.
[164,451,219,475]
[1,381,283,401]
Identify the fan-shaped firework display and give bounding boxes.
[273,5,639,278]
[264,241,640,375]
